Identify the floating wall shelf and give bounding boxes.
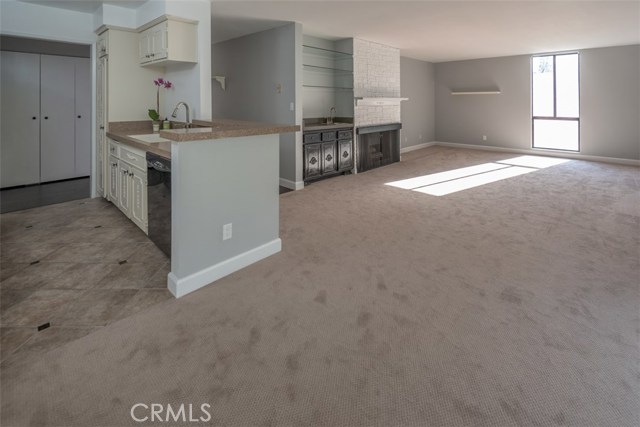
[355,97,409,106]
[450,91,501,95]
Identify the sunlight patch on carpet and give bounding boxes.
[386,155,571,196]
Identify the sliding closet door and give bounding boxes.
[74,57,91,177]
[40,54,76,183]
[0,51,41,188]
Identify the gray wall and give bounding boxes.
[400,56,435,148]
[434,44,640,160]
[0,35,90,57]
[212,23,301,183]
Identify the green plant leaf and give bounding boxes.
[148,109,160,121]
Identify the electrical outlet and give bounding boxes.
[482,135,487,141]
[276,83,282,93]
[222,223,232,241]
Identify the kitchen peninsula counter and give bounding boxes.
[107,119,299,158]
[160,118,299,142]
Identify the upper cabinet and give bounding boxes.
[97,31,109,58]
[139,18,198,66]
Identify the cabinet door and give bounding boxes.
[0,51,40,188]
[150,23,168,61]
[130,166,147,233]
[108,156,119,202]
[139,29,152,63]
[96,140,105,196]
[96,56,108,196]
[97,32,108,57]
[322,142,337,174]
[118,162,131,217]
[338,139,353,171]
[304,143,322,179]
[40,55,76,183]
[74,58,91,177]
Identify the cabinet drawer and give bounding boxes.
[321,131,337,141]
[120,146,146,171]
[338,130,353,140]
[108,140,119,157]
[303,132,321,143]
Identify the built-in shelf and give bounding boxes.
[303,64,353,74]
[450,91,501,95]
[302,44,352,59]
[355,97,408,106]
[303,85,354,90]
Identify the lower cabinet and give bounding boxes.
[106,138,148,234]
[303,128,353,182]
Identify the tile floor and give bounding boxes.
[0,197,172,364]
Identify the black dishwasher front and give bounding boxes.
[146,152,171,258]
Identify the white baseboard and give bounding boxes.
[430,141,640,166]
[400,141,437,154]
[279,177,304,190]
[168,238,282,298]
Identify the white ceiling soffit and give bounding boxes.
[19,0,147,14]
[211,0,640,62]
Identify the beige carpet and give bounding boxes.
[1,146,638,426]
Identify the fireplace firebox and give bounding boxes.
[356,123,401,172]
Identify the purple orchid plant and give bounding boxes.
[148,77,173,121]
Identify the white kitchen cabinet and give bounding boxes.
[118,161,132,217]
[0,51,41,188]
[97,31,108,57]
[95,55,108,197]
[139,18,197,66]
[107,138,148,233]
[129,166,148,232]
[108,155,119,202]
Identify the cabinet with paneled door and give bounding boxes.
[139,18,197,66]
[303,127,353,183]
[106,138,148,234]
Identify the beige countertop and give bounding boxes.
[159,118,299,142]
[107,118,299,158]
[106,129,172,158]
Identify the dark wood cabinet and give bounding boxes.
[304,143,322,179]
[303,127,353,183]
[338,139,353,171]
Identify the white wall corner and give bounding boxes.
[168,238,282,298]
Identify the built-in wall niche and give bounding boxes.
[302,35,354,120]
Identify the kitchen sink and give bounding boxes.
[128,134,170,144]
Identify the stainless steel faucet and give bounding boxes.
[171,101,191,128]
[328,107,336,124]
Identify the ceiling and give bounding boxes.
[211,0,640,62]
[16,1,640,62]
[19,0,145,14]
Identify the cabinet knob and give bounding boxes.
[326,154,333,162]
[32,116,37,120]
[44,116,49,120]
[100,126,105,130]
[150,53,155,57]
[77,115,81,119]
[309,157,317,165]
[343,151,349,158]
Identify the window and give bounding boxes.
[532,53,580,151]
